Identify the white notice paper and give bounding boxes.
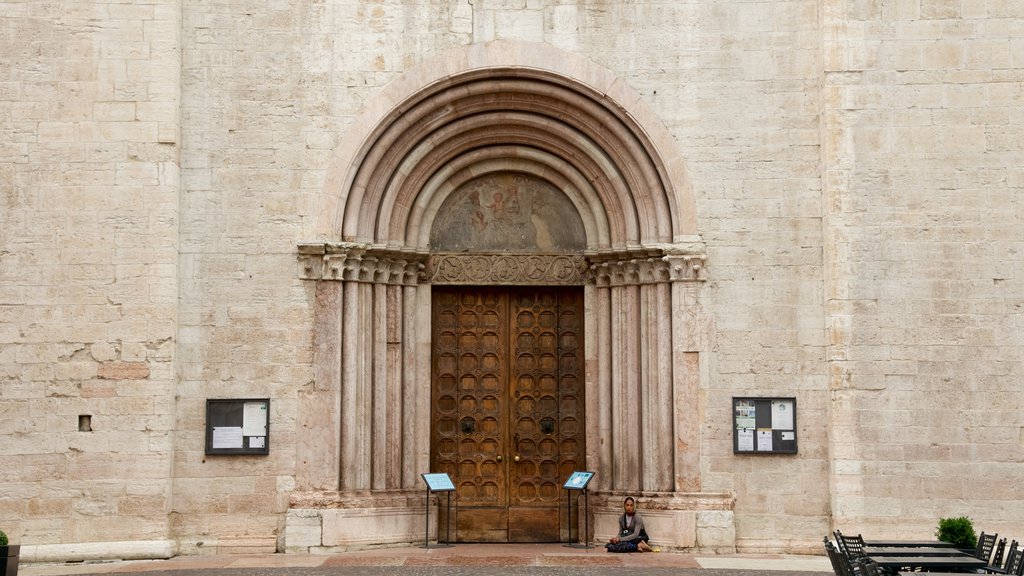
[249,436,266,449]
[771,400,793,430]
[757,430,773,451]
[243,402,267,436]
[738,429,754,451]
[213,426,244,449]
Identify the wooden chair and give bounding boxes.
[855,556,897,576]
[988,541,1022,575]
[826,537,861,576]
[840,531,868,559]
[977,532,1000,562]
[986,538,1009,572]
[835,530,849,557]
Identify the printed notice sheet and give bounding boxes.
[737,429,755,451]
[771,400,793,430]
[756,430,773,451]
[212,426,244,449]
[243,402,268,436]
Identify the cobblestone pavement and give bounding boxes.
[19,544,833,576]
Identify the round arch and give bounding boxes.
[313,40,699,250]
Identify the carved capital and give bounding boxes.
[297,243,426,286]
[588,252,707,287]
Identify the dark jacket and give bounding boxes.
[617,512,649,543]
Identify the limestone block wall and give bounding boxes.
[822,0,1024,537]
[177,0,831,553]
[2,0,1022,558]
[589,0,832,551]
[0,0,180,554]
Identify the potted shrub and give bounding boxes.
[936,516,977,551]
[0,529,18,576]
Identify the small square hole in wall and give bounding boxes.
[79,415,92,432]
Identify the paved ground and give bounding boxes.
[19,544,832,576]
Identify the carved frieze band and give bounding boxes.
[297,243,425,285]
[588,255,707,287]
[298,243,707,286]
[425,253,588,285]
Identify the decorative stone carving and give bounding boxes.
[424,253,588,285]
[297,243,425,285]
[589,253,707,287]
[299,244,707,287]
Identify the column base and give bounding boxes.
[286,491,433,553]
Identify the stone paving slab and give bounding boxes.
[20,544,832,576]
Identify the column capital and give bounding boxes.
[587,247,707,287]
[297,242,426,285]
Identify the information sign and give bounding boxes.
[563,471,594,490]
[205,398,270,455]
[421,473,455,492]
[733,397,797,454]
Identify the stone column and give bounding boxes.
[588,251,707,493]
[297,280,343,490]
[296,243,427,493]
[666,256,707,492]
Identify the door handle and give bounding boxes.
[514,455,520,462]
[496,455,503,462]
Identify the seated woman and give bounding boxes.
[605,496,654,553]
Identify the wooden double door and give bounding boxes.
[431,286,585,542]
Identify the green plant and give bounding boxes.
[936,516,977,549]
[0,529,7,546]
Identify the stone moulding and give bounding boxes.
[297,243,708,286]
[426,253,588,285]
[297,242,426,285]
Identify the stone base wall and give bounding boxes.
[285,504,434,553]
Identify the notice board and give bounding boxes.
[205,398,270,455]
[733,397,797,454]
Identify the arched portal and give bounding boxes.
[291,41,732,551]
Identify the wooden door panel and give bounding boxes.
[431,286,584,543]
[458,507,509,542]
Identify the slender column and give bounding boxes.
[414,284,433,479]
[401,284,419,488]
[358,282,374,488]
[639,282,654,490]
[584,284,612,491]
[385,285,402,489]
[340,280,362,490]
[372,282,388,490]
[656,281,674,489]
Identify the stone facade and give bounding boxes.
[1,0,1022,562]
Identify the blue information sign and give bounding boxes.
[563,471,594,490]
[421,473,455,492]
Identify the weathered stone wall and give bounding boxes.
[822,0,1024,538]
[2,0,1022,558]
[0,0,180,553]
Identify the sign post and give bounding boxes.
[562,471,595,548]
[420,473,455,548]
